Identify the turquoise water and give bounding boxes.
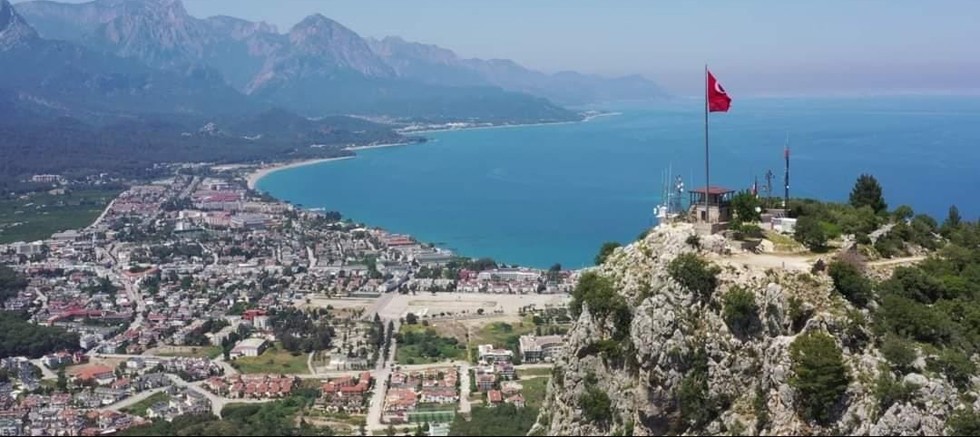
[257,96,980,269]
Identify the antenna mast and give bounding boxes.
[783,134,790,208]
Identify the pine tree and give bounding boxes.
[849,174,887,213]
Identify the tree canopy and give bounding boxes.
[849,174,887,213]
[794,216,828,251]
[594,242,622,265]
[0,312,80,358]
[789,331,850,425]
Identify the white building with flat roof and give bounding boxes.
[230,338,268,358]
[519,335,564,363]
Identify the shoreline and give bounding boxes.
[343,141,414,152]
[399,111,621,135]
[247,111,621,190]
[245,156,355,190]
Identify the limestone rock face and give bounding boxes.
[532,223,973,436]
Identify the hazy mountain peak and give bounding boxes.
[273,12,392,79]
[289,13,354,44]
[206,15,277,37]
[0,0,39,50]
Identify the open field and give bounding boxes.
[303,293,569,321]
[518,367,554,378]
[147,345,222,359]
[471,320,535,347]
[0,188,121,243]
[395,324,467,365]
[298,297,375,312]
[66,357,125,376]
[379,293,569,320]
[230,343,309,374]
[520,376,550,410]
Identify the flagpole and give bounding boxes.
[704,64,710,225]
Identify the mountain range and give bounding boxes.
[10,0,667,122]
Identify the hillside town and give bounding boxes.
[0,165,575,435]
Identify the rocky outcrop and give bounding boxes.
[533,223,975,436]
[0,0,39,50]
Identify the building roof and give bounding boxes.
[73,365,114,381]
[691,186,735,195]
[233,338,267,350]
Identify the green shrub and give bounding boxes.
[675,345,716,429]
[677,371,711,428]
[754,386,770,431]
[579,386,613,424]
[794,216,828,251]
[789,331,850,424]
[595,242,622,265]
[637,229,650,241]
[880,335,916,374]
[948,410,980,435]
[927,349,976,390]
[876,294,953,345]
[828,260,873,307]
[873,371,918,414]
[722,287,759,337]
[685,234,701,250]
[570,272,631,338]
[590,339,626,363]
[874,232,904,258]
[787,297,811,333]
[667,253,721,303]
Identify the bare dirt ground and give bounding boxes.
[377,293,569,320]
[718,252,815,272]
[300,293,570,323]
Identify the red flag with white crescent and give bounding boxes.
[707,70,731,112]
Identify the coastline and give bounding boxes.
[343,141,414,152]
[245,156,354,190]
[246,111,621,190]
[399,111,621,135]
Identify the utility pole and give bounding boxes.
[764,169,774,209]
[784,146,790,208]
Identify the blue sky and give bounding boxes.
[27,0,980,95]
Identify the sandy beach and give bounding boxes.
[343,141,413,151]
[246,156,354,190]
[399,111,620,135]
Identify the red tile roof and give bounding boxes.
[488,390,503,403]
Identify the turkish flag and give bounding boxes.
[708,70,731,112]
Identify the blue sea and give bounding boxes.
[257,96,980,269]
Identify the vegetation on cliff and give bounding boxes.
[537,173,980,436]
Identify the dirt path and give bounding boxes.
[868,256,927,267]
[720,252,814,272]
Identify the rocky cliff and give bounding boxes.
[532,223,974,436]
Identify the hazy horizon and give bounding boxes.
[17,0,980,97]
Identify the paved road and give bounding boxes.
[307,246,317,268]
[213,355,239,376]
[168,375,273,418]
[363,293,397,322]
[458,363,472,415]
[86,198,117,231]
[106,386,169,411]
